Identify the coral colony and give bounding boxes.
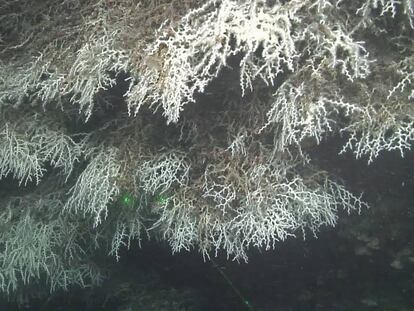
[0,0,412,295]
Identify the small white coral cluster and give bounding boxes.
[0,194,104,294]
[358,0,414,28]
[0,118,84,185]
[149,152,367,261]
[126,0,298,123]
[64,147,121,227]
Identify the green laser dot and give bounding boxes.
[156,195,168,204]
[121,194,134,205]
